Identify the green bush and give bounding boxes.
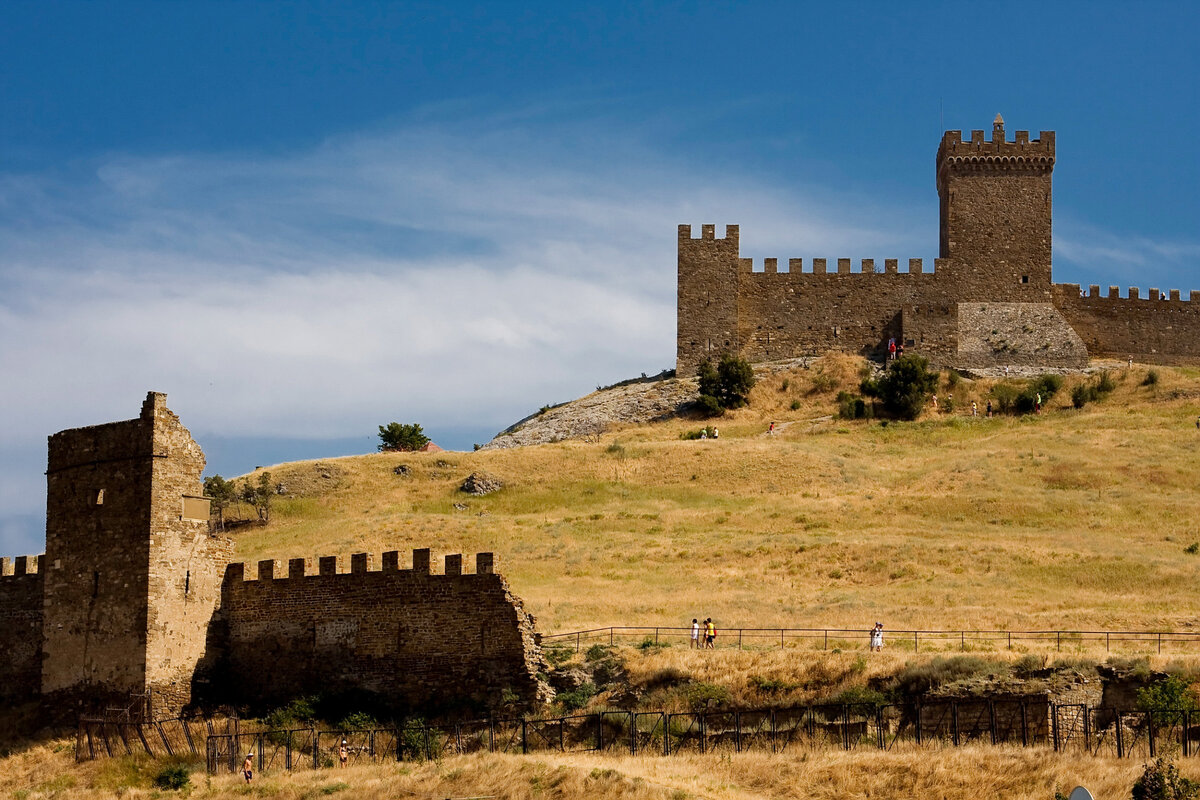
[790,399,801,410]
[1136,676,1200,713]
[684,682,730,711]
[696,353,757,414]
[377,422,430,452]
[826,686,888,707]
[1012,653,1046,677]
[860,355,938,420]
[1143,369,1160,387]
[886,656,1008,700]
[337,711,377,731]
[695,393,725,418]
[680,425,717,440]
[152,764,190,791]
[990,383,1020,414]
[1072,372,1117,408]
[558,681,597,711]
[585,644,613,662]
[1132,758,1200,800]
[836,391,871,420]
[1185,543,1199,555]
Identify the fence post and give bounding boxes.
[952,703,960,747]
[876,707,884,750]
[1116,712,1124,759]
[576,632,580,653]
[739,630,743,650]
[961,631,965,651]
[1158,633,1162,654]
[735,711,742,753]
[1008,631,1012,649]
[1052,704,1059,752]
[780,629,784,649]
[989,701,997,746]
[1107,632,1110,652]
[915,631,919,653]
[1021,703,1028,747]
[1184,711,1190,758]
[824,630,828,650]
[655,627,659,645]
[842,705,850,751]
[314,729,320,769]
[1148,712,1156,758]
[610,629,613,646]
[1057,631,1061,651]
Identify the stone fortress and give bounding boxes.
[0,392,549,723]
[677,116,1200,376]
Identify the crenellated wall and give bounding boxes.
[213,549,550,714]
[0,556,44,703]
[1052,284,1200,363]
[677,120,1199,375]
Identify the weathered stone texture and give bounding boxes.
[39,391,229,719]
[215,550,550,713]
[956,303,1088,369]
[0,558,44,703]
[677,121,1200,374]
[0,393,550,726]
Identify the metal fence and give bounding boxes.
[200,702,1199,774]
[75,715,236,762]
[542,626,1200,654]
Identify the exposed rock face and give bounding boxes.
[483,377,698,450]
[461,472,504,495]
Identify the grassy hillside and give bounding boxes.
[230,357,1200,638]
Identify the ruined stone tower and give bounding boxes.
[936,114,1056,298]
[40,392,230,718]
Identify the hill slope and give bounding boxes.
[230,357,1200,636]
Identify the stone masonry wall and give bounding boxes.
[0,557,44,703]
[41,412,155,714]
[216,549,551,714]
[677,122,1200,375]
[1052,285,1200,364]
[142,393,232,717]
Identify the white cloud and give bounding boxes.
[0,106,935,552]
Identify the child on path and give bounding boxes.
[691,618,700,649]
[869,623,884,652]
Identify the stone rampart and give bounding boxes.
[1052,284,1200,364]
[0,556,44,703]
[215,549,550,714]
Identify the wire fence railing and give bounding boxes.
[196,702,1200,774]
[541,626,1200,654]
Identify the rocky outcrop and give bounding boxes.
[483,376,698,449]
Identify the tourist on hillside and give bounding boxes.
[888,338,897,360]
[987,400,993,418]
[931,394,938,411]
[243,752,254,783]
[971,401,978,417]
[339,739,349,768]
[691,618,700,649]
[699,429,707,439]
[768,422,775,435]
[1035,392,1042,413]
[869,622,884,652]
[712,427,719,439]
[705,618,716,649]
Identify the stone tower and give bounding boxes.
[676,223,742,378]
[41,392,230,718]
[936,114,1056,298]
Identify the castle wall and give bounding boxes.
[217,549,549,714]
[0,557,44,703]
[142,393,231,716]
[41,414,155,712]
[1052,285,1200,364]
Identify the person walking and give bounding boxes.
[691,618,700,649]
[986,400,993,418]
[243,752,254,784]
[705,618,716,649]
[869,623,884,653]
[971,401,978,417]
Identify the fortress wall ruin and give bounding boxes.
[0,557,44,703]
[677,121,1199,375]
[1052,284,1200,364]
[216,549,549,713]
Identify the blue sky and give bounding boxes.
[1,1,1197,554]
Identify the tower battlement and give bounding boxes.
[676,119,1200,375]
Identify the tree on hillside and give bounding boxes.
[860,354,938,420]
[241,471,274,523]
[1132,758,1200,800]
[203,474,237,532]
[378,422,430,452]
[696,354,757,416]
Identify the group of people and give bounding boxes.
[887,338,904,360]
[243,738,351,783]
[691,618,717,649]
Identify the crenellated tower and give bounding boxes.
[936,114,1055,298]
[677,224,742,377]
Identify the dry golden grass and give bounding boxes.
[4,736,1199,800]
[226,359,1200,641]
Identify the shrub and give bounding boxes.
[1143,369,1160,387]
[696,355,756,415]
[557,681,597,711]
[749,675,801,694]
[1072,372,1118,408]
[377,422,430,452]
[790,399,801,410]
[1136,676,1200,713]
[337,711,377,731]
[1132,758,1200,800]
[696,393,725,418]
[886,656,1007,700]
[152,763,190,791]
[826,686,888,707]
[780,379,789,391]
[990,383,1020,414]
[680,425,717,440]
[1013,653,1046,677]
[860,355,938,420]
[1185,543,1199,555]
[837,391,871,420]
[684,682,730,711]
[585,644,613,662]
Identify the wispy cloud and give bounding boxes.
[1055,220,1200,290]
[0,105,930,552]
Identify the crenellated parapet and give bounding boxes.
[936,115,1055,192]
[0,554,45,578]
[744,257,943,276]
[224,548,496,583]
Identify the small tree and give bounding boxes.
[203,474,237,532]
[377,422,430,452]
[695,354,757,416]
[861,354,939,420]
[241,471,274,523]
